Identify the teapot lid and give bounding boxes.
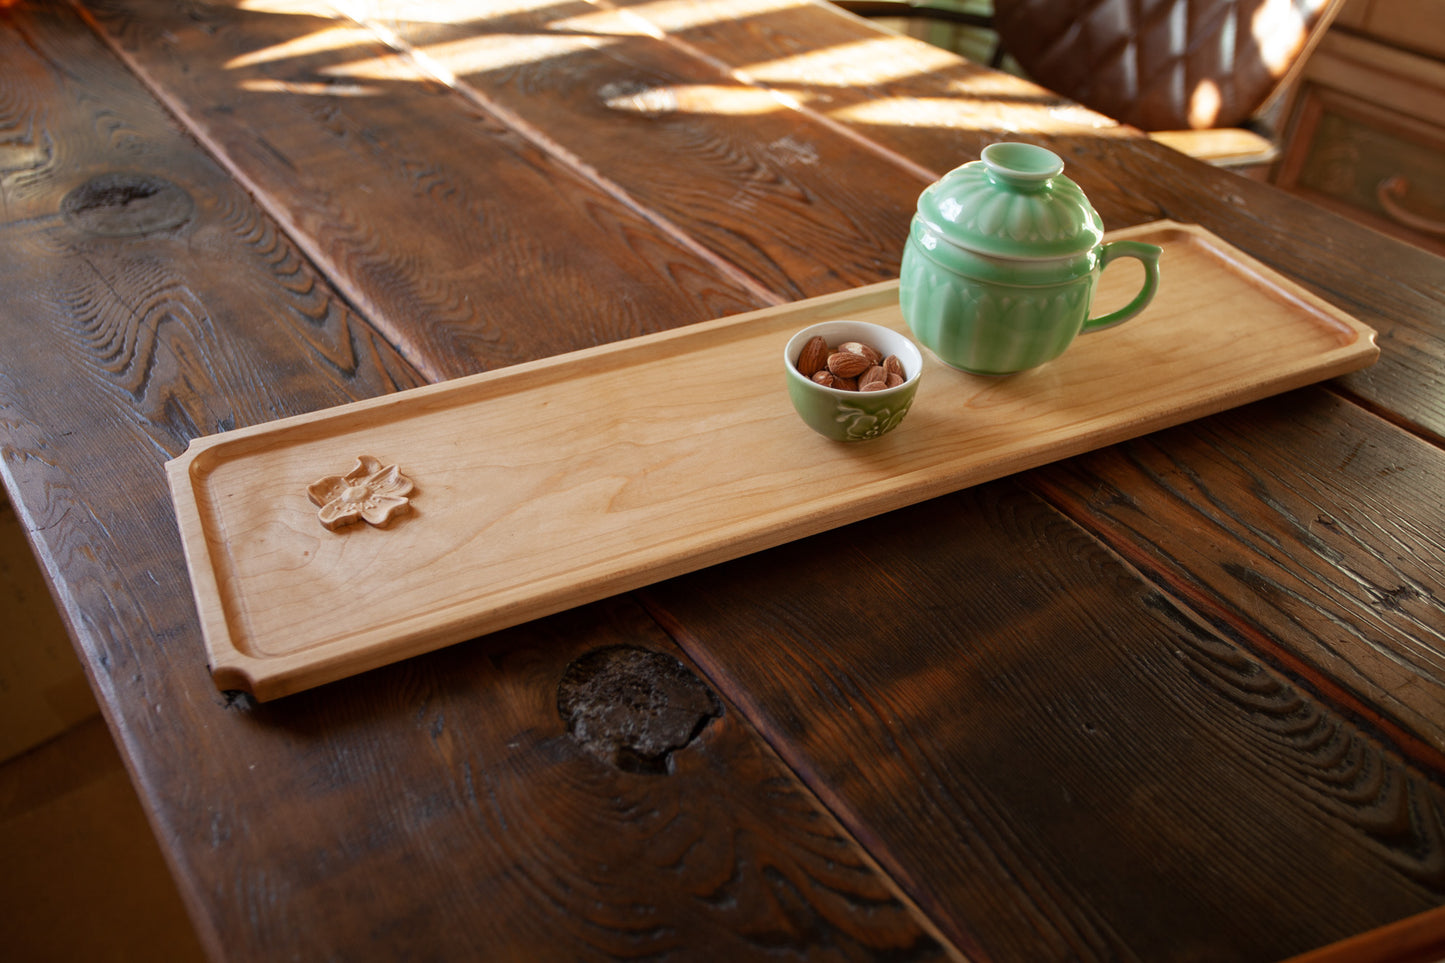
[915,143,1103,259]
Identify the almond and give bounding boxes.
[858,365,887,390]
[839,341,882,365]
[796,335,830,377]
[883,354,905,379]
[860,380,889,391]
[832,375,859,391]
[885,371,904,388]
[827,350,871,378]
[811,370,838,388]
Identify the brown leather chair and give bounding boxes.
[839,0,1344,168]
[993,0,1342,128]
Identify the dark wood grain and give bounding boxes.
[1,9,424,955]
[0,49,420,501]
[1025,390,1445,758]
[0,5,962,959]
[639,480,1445,963]
[0,2,423,482]
[349,0,932,301]
[605,0,1163,220]
[10,2,1445,961]
[186,599,955,962]
[76,0,771,381]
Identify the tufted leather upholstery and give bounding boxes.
[992,0,1339,130]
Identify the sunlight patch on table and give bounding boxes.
[830,96,1121,133]
[324,31,615,80]
[240,78,381,96]
[225,25,377,69]
[546,5,661,38]
[334,0,573,23]
[237,0,345,15]
[738,36,960,87]
[593,0,809,34]
[949,70,1062,98]
[601,82,794,116]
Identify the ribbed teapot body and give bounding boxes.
[900,225,1103,374]
[898,142,1142,375]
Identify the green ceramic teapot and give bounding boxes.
[899,142,1161,375]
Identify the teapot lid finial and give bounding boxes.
[915,141,1103,259]
[980,142,1065,190]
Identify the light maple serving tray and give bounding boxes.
[168,222,1378,700]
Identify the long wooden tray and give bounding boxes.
[167,222,1378,700]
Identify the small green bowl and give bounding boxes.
[783,320,923,442]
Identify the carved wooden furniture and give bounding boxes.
[1274,0,1445,255]
[3,1,1444,961]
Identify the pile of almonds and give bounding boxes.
[795,336,906,391]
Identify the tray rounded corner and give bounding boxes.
[173,434,231,481]
[211,660,261,700]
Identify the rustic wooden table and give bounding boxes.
[3,1,1444,960]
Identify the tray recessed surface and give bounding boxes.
[167,222,1378,700]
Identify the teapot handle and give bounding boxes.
[1081,241,1162,333]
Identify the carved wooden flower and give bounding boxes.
[307,456,414,532]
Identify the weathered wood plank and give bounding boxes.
[339,0,931,301]
[75,0,770,381]
[1,8,425,955]
[188,599,957,961]
[0,4,424,469]
[639,479,1445,963]
[602,0,1160,219]
[1025,390,1445,757]
[0,5,960,959]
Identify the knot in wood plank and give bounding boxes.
[557,646,721,775]
[61,172,193,237]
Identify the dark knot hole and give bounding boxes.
[557,645,722,775]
